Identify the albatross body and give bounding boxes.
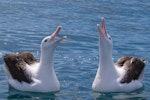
[92,17,145,92]
[3,26,67,92]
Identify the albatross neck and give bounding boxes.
[98,44,118,78]
[38,48,57,80]
[100,50,114,68]
[40,48,55,68]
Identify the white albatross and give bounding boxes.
[3,25,67,92]
[92,17,145,92]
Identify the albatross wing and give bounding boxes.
[3,52,38,83]
[115,56,145,83]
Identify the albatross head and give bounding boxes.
[41,25,67,52]
[97,17,113,54]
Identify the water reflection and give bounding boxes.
[8,87,57,100]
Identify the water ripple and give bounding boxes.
[0,0,150,99]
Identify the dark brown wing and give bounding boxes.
[115,56,132,67]
[119,57,145,83]
[18,52,38,64]
[3,52,38,83]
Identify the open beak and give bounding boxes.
[51,25,67,43]
[97,17,107,36]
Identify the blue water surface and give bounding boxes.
[0,0,150,99]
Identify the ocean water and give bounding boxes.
[0,0,150,99]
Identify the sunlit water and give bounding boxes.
[0,0,150,99]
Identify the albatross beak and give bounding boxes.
[51,25,67,43]
[51,25,62,40]
[97,17,107,36]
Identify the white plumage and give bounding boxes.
[92,17,145,92]
[4,26,67,92]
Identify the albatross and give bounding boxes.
[92,17,145,92]
[3,25,67,92]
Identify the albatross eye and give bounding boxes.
[108,37,111,40]
[44,39,48,42]
[107,34,111,40]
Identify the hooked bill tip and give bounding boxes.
[63,36,67,39]
[101,17,104,20]
[97,24,100,27]
[58,25,62,29]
